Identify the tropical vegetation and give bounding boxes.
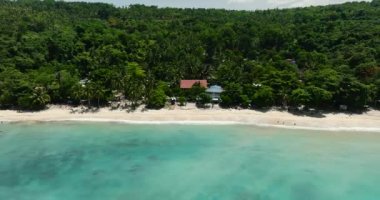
[0,0,379,111]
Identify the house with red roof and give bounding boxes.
[180,80,208,89]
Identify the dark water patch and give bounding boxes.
[113,141,141,148]
[128,164,143,173]
[303,169,314,174]
[92,169,105,176]
[236,193,270,200]
[0,149,85,187]
[0,169,23,187]
[147,155,159,161]
[0,130,7,137]
[292,182,318,200]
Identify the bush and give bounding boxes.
[0,90,13,108]
[219,83,243,108]
[197,93,211,108]
[240,95,250,108]
[187,82,206,102]
[17,96,32,110]
[290,88,311,106]
[178,96,186,106]
[252,86,274,108]
[146,87,166,109]
[306,86,332,108]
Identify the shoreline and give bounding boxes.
[4,119,380,133]
[1,105,379,132]
[6,119,380,133]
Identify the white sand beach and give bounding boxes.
[0,104,379,132]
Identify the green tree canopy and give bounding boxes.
[0,0,378,111]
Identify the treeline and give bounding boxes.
[0,0,379,110]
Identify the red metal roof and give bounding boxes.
[180,80,208,89]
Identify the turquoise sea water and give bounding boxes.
[0,123,379,200]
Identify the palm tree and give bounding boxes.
[71,83,84,104]
[31,86,51,109]
[92,83,105,107]
[124,62,146,108]
[111,73,124,92]
[84,83,93,107]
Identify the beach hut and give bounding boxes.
[206,85,223,102]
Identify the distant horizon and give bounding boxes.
[64,0,372,10]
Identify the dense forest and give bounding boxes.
[0,0,379,111]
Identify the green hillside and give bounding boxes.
[0,0,379,110]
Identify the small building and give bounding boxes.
[286,59,297,65]
[79,78,89,87]
[339,105,348,111]
[206,85,223,102]
[180,80,208,89]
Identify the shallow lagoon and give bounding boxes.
[0,123,379,200]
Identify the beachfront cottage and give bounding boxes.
[180,80,208,89]
[206,85,223,102]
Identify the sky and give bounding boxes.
[65,0,371,10]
